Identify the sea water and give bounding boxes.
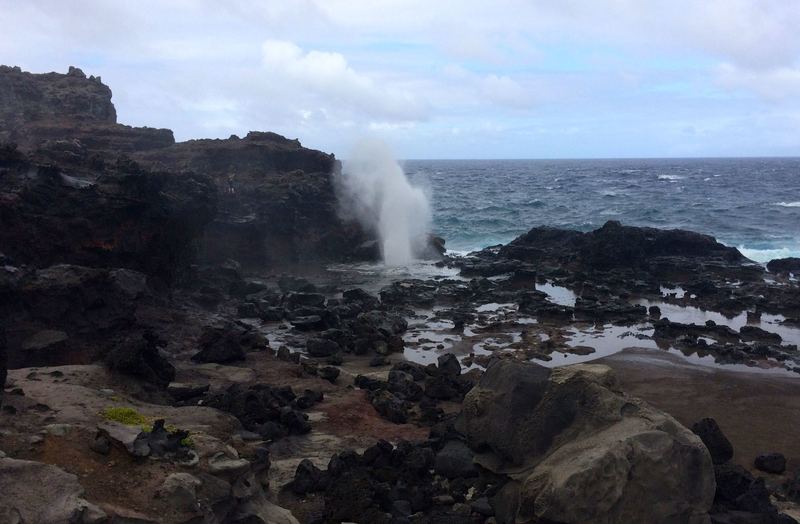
[404,157,800,263]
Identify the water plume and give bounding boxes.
[338,139,431,266]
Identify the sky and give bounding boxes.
[2,0,800,159]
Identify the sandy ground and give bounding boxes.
[600,348,800,476]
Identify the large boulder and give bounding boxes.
[458,360,715,524]
[0,457,105,522]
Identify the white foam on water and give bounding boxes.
[738,245,800,263]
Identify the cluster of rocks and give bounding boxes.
[201,383,323,441]
[655,318,799,368]
[285,437,498,524]
[284,358,757,523]
[691,418,796,523]
[354,354,479,425]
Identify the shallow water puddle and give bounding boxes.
[535,281,577,307]
[633,299,800,346]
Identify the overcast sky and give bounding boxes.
[3,0,800,158]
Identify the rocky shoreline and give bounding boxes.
[1,66,800,523]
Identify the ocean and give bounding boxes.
[403,157,800,263]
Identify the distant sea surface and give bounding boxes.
[404,158,800,263]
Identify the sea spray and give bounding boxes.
[338,139,431,265]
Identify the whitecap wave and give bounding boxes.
[738,245,800,263]
[658,174,684,181]
[774,201,800,208]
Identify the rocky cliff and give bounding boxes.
[135,132,368,267]
[0,65,174,153]
[0,66,371,269]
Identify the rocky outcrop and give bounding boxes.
[1,65,375,268]
[458,360,715,523]
[767,257,800,275]
[4,264,150,368]
[0,144,216,280]
[134,131,369,267]
[499,220,751,276]
[0,65,173,153]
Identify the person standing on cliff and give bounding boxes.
[227,171,236,194]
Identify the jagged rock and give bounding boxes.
[105,332,175,387]
[368,389,410,424]
[134,131,371,268]
[132,419,193,460]
[5,265,150,368]
[767,257,800,275]
[437,353,461,377]
[458,360,715,523]
[0,150,214,284]
[0,457,106,523]
[192,323,264,363]
[692,418,734,465]
[289,459,328,495]
[754,453,787,475]
[158,472,201,512]
[501,220,748,274]
[202,383,314,439]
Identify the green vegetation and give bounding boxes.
[101,406,193,447]
[101,406,150,430]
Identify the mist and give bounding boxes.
[338,139,431,266]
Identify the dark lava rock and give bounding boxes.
[692,418,734,465]
[767,258,800,275]
[167,382,210,401]
[192,323,264,364]
[368,389,410,424]
[306,338,340,357]
[0,143,214,285]
[282,439,498,524]
[132,419,193,460]
[755,453,787,475]
[289,459,328,495]
[89,434,111,456]
[711,462,789,521]
[740,325,782,343]
[434,440,476,480]
[284,292,326,310]
[134,131,372,268]
[6,264,149,368]
[105,332,175,387]
[437,353,461,378]
[276,346,300,363]
[203,383,317,439]
[502,220,747,273]
[318,366,340,384]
